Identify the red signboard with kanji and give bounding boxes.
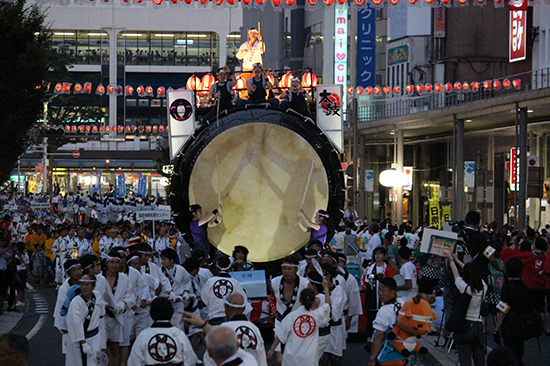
[509,10,526,63]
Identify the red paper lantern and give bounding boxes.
[284,0,295,4]
[337,0,346,3]
[457,0,467,3]
[227,0,236,3]
[72,126,77,132]
[54,83,63,93]
[159,126,165,132]
[373,86,381,94]
[512,79,521,87]
[96,85,105,94]
[383,86,391,94]
[406,85,414,93]
[266,74,276,87]
[157,86,165,97]
[255,0,265,3]
[107,85,116,94]
[441,0,451,3]
[471,82,479,90]
[131,126,137,132]
[65,126,71,131]
[125,126,131,132]
[79,126,85,132]
[153,126,158,132]
[347,87,354,95]
[493,80,501,88]
[389,0,398,4]
[242,0,251,4]
[85,126,91,132]
[444,83,452,91]
[483,81,491,89]
[145,126,151,133]
[416,84,424,93]
[409,0,418,3]
[371,0,383,4]
[307,0,317,6]
[453,82,461,90]
[74,83,83,93]
[279,73,294,89]
[186,75,201,91]
[84,82,92,93]
[199,0,208,4]
[92,126,98,132]
[356,86,364,95]
[202,74,215,91]
[125,85,134,95]
[213,0,223,4]
[324,0,334,4]
[170,0,179,3]
[354,0,366,5]
[118,126,124,132]
[435,84,442,92]
[152,0,162,4]
[63,83,71,92]
[503,79,511,88]
[272,0,281,5]
[462,82,469,91]
[301,72,318,88]
[106,126,111,131]
[365,87,373,95]
[425,83,433,92]
[184,0,193,3]
[100,126,105,132]
[393,86,401,94]
[138,126,144,133]
[145,86,154,95]
[234,77,246,90]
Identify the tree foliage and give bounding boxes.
[0,0,66,185]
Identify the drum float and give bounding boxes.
[171,105,345,262]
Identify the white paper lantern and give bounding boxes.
[379,169,406,188]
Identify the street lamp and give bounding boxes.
[379,167,406,188]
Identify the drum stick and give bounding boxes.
[216,155,221,204]
[216,94,220,129]
[300,160,315,209]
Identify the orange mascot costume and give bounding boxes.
[387,295,438,357]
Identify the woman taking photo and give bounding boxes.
[444,251,487,366]
[66,273,106,366]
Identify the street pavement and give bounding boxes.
[3,278,549,366]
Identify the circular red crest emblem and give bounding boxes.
[148,334,177,362]
[213,279,234,299]
[293,315,316,338]
[235,326,258,349]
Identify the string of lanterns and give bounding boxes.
[45,71,319,98]
[36,0,517,8]
[347,79,522,97]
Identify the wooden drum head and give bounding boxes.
[171,106,345,262]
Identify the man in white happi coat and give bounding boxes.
[159,248,193,329]
[201,256,248,325]
[236,28,265,72]
[206,326,258,366]
[183,292,267,366]
[129,297,197,366]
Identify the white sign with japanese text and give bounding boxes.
[316,85,343,152]
[136,210,171,221]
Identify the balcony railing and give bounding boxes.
[357,67,550,123]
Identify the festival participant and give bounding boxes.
[208,67,235,113]
[319,263,348,366]
[53,259,83,364]
[102,251,134,366]
[52,227,70,285]
[128,297,197,366]
[206,326,258,366]
[269,255,310,365]
[305,271,332,360]
[201,256,248,325]
[44,230,57,286]
[229,245,254,271]
[66,273,106,366]
[180,257,204,352]
[335,253,363,334]
[367,277,405,366]
[74,227,93,257]
[189,204,222,258]
[0,333,29,366]
[182,292,268,366]
[396,246,418,302]
[268,288,331,366]
[297,209,331,247]
[298,247,321,277]
[159,248,193,329]
[136,243,172,298]
[126,253,161,339]
[361,246,396,347]
[236,28,265,72]
[99,227,118,257]
[236,63,279,106]
[279,77,312,117]
[153,227,171,265]
[0,214,17,244]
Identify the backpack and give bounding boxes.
[501,310,543,341]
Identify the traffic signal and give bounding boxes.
[40,126,65,138]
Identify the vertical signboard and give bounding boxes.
[509,147,519,191]
[365,170,374,192]
[334,4,348,107]
[316,85,343,152]
[116,173,126,198]
[403,167,413,190]
[464,161,476,188]
[167,89,196,160]
[434,7,446,38]
[357,5,376,87]
[137,173,146,197]
[509,10,526,62]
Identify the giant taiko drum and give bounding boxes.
[170,105,345,262]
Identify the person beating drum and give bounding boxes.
[189,204,222,258]
[297,209,330,248]
[236,28,265,73]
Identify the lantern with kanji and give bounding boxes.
[279,73,294,89]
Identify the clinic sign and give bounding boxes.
[334,3,348,107]
[136,210,171,221]
[509,0,526,63]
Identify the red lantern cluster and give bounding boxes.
[57,124,167,134]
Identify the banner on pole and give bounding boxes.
[429,199,441,229]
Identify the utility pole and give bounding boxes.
[42,101,48,194]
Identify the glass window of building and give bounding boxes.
[226,32,240,67]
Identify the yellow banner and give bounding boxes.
[28,181,37,194]
[429,199,441,229]
[442,206,451,224]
